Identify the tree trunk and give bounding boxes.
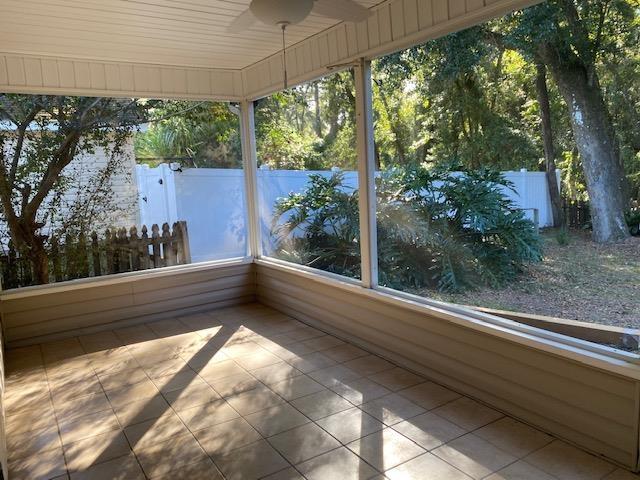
[534,62,564,228]
[313,83,322,137]
[541,49,629,243]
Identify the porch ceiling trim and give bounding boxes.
[1,0,541,100]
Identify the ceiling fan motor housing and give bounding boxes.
[249,0,314,25]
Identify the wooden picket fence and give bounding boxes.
[0,221,191,289]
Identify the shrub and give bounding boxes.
[271,165,542,292]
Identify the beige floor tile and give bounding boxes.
[193,417,262,458]
[46,356,95,378]
[6,345,43,371]
[105,378,159,408]
[270,375,326,401]
[124,411,191,450]
[151,369,205,393]
[322,343,369,362]
[5,388,53,415]
[221,341,268,358]
[163,382,221,411]
[226,385,286,415]
[316,407,385,444]
[269,343,316,360]
[184,348,229,370]
[216,439,290,480]
[114,324,159,344]
[146,318,191,336]
[263,467,306,479]
[59,410,121,445]
[68,453,145,480]
[113,394,171,426]
[283,325,325,342]
[392,412,465,450]
[50,376,103,405]
[308,364,362,387]
[8,445,67,480]
[269,422,341,464]
[286,352,337,374]
[330,377,392,405]
[7,425,62,461]
[151,459,224,480]
[368,367,424,391]
[397,381,461,410]
[301,335,346,352]
[486,460,557,480]
[140,357,188,379]
[198,358,246,382]
[432,397,504,431]
[244,403,310,436]
[251,362,303,385]
[432,433,517,479]
[290,389,354,420]
[96,367,148,390]
[385,452,472,480]
[474,417,553,458]
[297,446,379,480]
[54,391,112,422]
[235,350,283,370]
[347,427,426,471]
[92,355,141,376]
[206,370,262,397]
[177,398,240,431]
[6,407,58,436]
[603,470,640,480]
[134,432,209,478]
[360,393,425,426]
[343,355,396,376]
[525,440,617,480]
[63,430,131,472]
[78,331,124,353]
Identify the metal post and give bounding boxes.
[239,100,261,259]
[354,58,378,288]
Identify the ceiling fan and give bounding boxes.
[227,0,372,88]
[228,0,372,32]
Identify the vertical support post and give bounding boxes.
[354,58,378,288]
[239,100,262,259]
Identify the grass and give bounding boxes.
[417,229,640,329]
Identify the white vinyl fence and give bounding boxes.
[136,164,560,262]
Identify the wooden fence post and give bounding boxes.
[51,236,62,282]
[140,225,151,270]
[162,223,174,267]
[151,224,162,268]
[78,232,90,278]
[129,226,141,271]
[7,241,18,288]
[105,229,115,274]
[176,221,191,264]
[91,231,102,276]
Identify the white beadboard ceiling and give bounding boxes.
[0,0,383,69]
[0,0,540,99]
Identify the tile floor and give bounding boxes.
[4,303,639,480]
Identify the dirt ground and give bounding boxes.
[420,229,640,329]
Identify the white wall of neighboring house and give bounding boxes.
[0,135,139,247]
[137,165,561,263]
[57,138,139,233]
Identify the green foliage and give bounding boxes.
[555,227,570,245]
[271,166,542,292]
[626,205,640,236]
[134,101,241,168]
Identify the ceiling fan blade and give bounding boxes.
[226,8,257,32]
[312,0,372,22]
